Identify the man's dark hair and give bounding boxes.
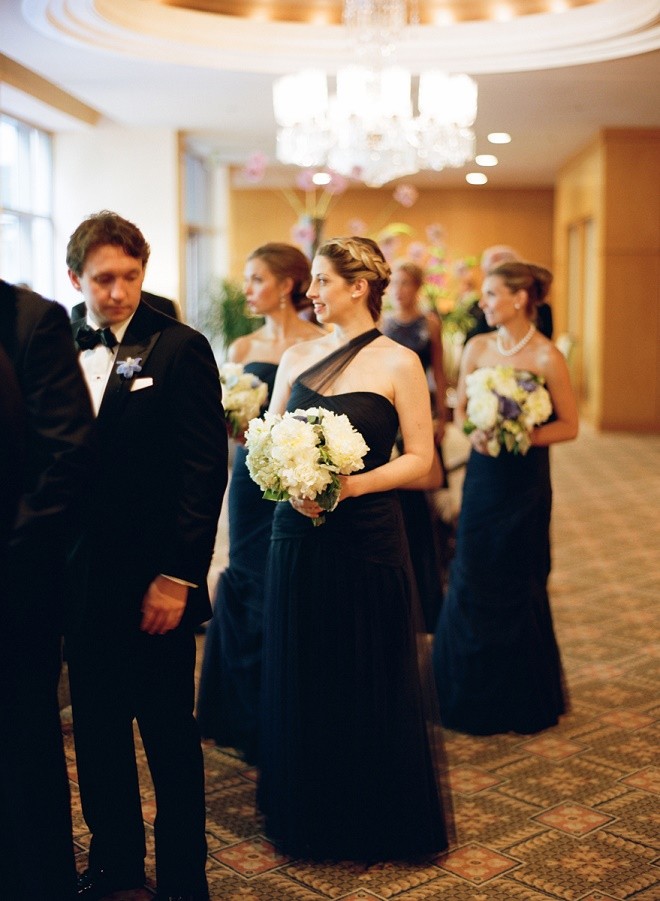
[66,210,151,276]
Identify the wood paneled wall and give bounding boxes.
[228,184,554,285]
[554,128,660,432]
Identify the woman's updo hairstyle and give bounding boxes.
[316,236,391,322]
[489,261,553,318]
[248,242,312,310]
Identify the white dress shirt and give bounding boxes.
[78,315,133,416]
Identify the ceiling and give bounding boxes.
[1,0,659,189]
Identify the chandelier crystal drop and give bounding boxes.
[272,0,478,188]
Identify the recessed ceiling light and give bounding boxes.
[312,171,332,186]
[432,10,455,25]
[492,4,514,22]
[475,154,498,166]
[466,173,488,185]
[488,132,511,144]
[248,8,270,22]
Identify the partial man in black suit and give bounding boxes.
[0,279,96,901]
[65,212,228,901]
[71,289,180,322]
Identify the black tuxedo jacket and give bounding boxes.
[0,286,93,901]
[69,301,227,631]
[71,290,180,322]
[0,281,95,568]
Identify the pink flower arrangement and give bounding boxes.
[393,184,419,208]
[242,151,269,183]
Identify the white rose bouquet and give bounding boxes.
[220,362,269,439]
[244,407,370,526]
[463,365,552,456]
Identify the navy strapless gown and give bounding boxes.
[433,420,566,735]
[196,361,277,763]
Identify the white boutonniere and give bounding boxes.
[116,357,143,380]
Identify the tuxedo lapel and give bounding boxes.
[97,303,162,421]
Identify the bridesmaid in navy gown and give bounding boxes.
[197,243,322,763]
[433,261,578,735]
[258,237,450,861]
[382,261,448,630]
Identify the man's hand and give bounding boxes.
[140,575,188,635]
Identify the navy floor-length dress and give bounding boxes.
[197,361,277,764]
[433,394,566,735]
[257,331,449,861]
[382,314,445,631]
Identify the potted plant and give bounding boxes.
[200,277,263,353]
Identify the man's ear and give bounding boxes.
[68,268,82,292]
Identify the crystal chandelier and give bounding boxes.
[272,0,478,188]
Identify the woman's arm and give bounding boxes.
[427,313,447,440]
[452,335,483,432]
[267,347,296,415]
[530,343,579,446]
[343,349,435,499]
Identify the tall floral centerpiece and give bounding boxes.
[360,189,479,388]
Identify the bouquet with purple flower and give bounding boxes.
[463,366,552,456]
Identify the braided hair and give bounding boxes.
[316,236,391,322]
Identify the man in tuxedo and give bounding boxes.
[71,289,180,322]
[65,212,228,901]
[0,279,96,900]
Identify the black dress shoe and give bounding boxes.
[153,892,210,901]
[76,866,145,899]
[153,894,210,901]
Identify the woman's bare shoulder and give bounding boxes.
[375,334,423,375]
[281,333,331,367]
[228,332,260,362]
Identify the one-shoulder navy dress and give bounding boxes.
[257,360,449,860]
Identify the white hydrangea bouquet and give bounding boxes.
[220,362,269,439]
[463,365,552,456]
[244,407,370,526]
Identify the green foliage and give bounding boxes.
[440,296,478,337]
[200,278,263,350]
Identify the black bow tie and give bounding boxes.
[76,325,118,351]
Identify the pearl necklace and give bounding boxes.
[496,323,536,357]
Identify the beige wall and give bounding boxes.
[228,183,554,284]
[554,128,660,432]
[53,126,181,312]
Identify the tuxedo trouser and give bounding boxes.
[0,618,76,900]
[67,621,208,893]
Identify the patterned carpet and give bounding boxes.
[62,423,660,900]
